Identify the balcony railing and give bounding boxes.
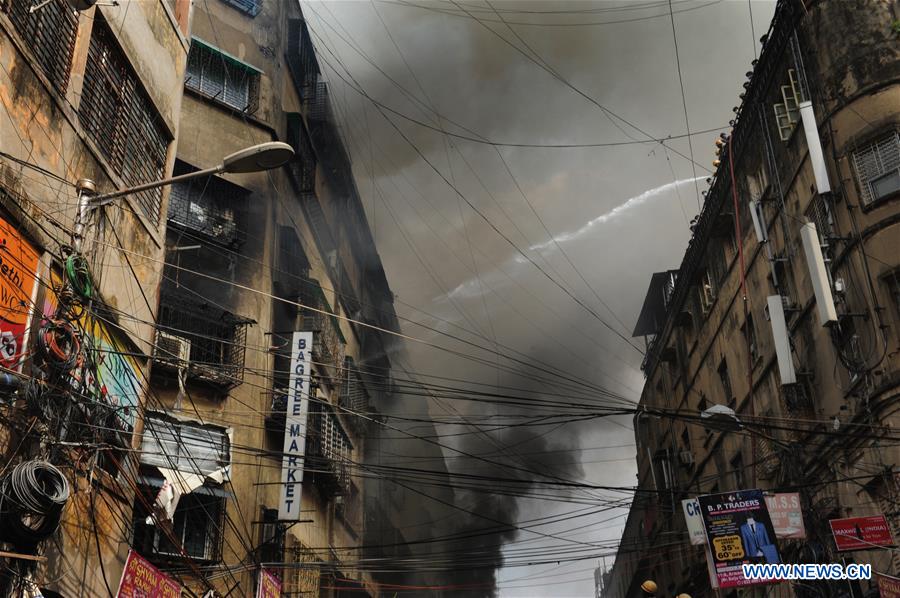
[154,293,251,388]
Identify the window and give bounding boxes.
[340,357,370,414]
[258,508,285,567]
[155,291,251,387]
[743,313,759,363]
[185,38,261,113]
[718,358,733,403]
[286,113,317,193]
[773,69,802,141]
[731,453,745,490]
[132,485,226,563]
[80,17,170,226]
[852,130,900,206]
[885,271,900,324]
[308,404,352,495]
[140,412,230,474]
[4,0,78,93]
[699,271,716,315]
[168,162,247,247]
[219,0,260,16]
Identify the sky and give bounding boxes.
[301,1,776,595]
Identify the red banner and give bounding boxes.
[829,515,895,551]
[257,569,282,598]
[116,550,181,597]
[877,573,900,598]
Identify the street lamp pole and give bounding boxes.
[71,141,294,253]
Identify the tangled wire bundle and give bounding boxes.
[0,461,70,548]
[37,319,81,373]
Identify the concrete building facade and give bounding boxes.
[607,1,900,598]
[0,0,439,596]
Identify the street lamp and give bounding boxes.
[72,141,294,252]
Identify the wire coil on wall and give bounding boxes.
[0,461,70,549]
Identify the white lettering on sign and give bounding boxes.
[682,498,707,545]
[279,331,313,520]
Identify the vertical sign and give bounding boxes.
[682,498,706,545]
[699,489,781,588]
[279,331,313,520]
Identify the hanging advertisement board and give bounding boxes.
[256,568,282,598]
[764,492,806,539]
[829,515,894,551]
[279,331,313,520]
[115,550,181,597]
[877,572,900,598]
[0,215,39,370]
[698,489,780,588]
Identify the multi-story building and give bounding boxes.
[607,1,900,597]
[0,0,445,596]
[0,1,189,596]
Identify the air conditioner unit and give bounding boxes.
[155,331,191,366]
[700,284,715,313]
[678,450,695,467]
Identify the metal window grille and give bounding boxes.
[300,280,345,386]
[852,130,900,206]
[80,18,169,225]
[308,403,351,495]
[4,0,78,93]
[259,508,285,567]
[153,493,226,562]
[339,357,370,415]
[219,0,260,16]
[185,39,260,113]
[155,292,249,387]
[286,18,320,99]
[168,164,246,247]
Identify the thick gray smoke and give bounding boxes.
[309,1,776,595]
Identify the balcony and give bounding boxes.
[154,292,251,389]
[168,162,248,248]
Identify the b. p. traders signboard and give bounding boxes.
[279,331,313,521]
[698,489,781,588]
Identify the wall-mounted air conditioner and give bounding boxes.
[155,331,191,366]
[678,450,695,468]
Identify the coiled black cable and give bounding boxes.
[0,461,70,549]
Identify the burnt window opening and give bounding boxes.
[5,0,78,93]
[274,225,311,297]
[80,16,170,226]
[154,291,251,388]
[258,508,285,568]
[185,38,261,113]
[286,18,320,99]
[131,482,226,564]
[717,358,733,404]
[219,0,260,16]
[884,270,900,325]
[286,113,317,194]
[851,130,900,207]
[168,161,248,248]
